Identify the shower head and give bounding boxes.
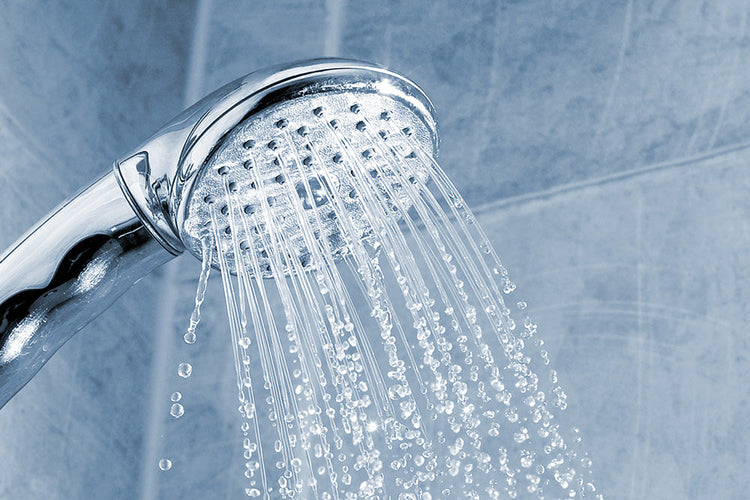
[0,59,438,407]
[116,59,438,274]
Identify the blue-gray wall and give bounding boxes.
[1,1,749,498]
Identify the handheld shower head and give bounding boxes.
[0,59,438,407]
[116,59,437,274]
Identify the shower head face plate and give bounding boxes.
[180,67,437,276]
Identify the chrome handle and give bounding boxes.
[0,171,175,408]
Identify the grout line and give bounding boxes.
[470,138,750,216]
[185,0,214,106]
[706,6,748,151]
[324,0,346,57]
[139,1,212,499]
[629,192,644,499]
[588,0,632,156]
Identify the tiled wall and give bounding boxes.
[0,1,195,498]
[2,0,749,498]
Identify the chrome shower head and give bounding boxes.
[116,59,438,274]
[0,59,438,407]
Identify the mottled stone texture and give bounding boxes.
[476,147,750,497]
[2,0,750,498]
[340,0,750,207]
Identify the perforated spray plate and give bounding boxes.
[182,90,435,276]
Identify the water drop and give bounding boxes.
[177,363,192,378]
[158,458,172,471]
[170,403,184,418]
[520,450,535,468]
[170,392,181,402]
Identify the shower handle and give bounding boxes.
[0,171,175,408]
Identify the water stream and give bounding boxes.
[179,110,601,499]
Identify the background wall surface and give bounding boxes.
[1,1,749,498]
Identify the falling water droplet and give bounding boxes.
[181,105,600,498]
[158,458,172,471]
[170,403,184,418]
[170,392,182,402]
[178,363,192,378]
